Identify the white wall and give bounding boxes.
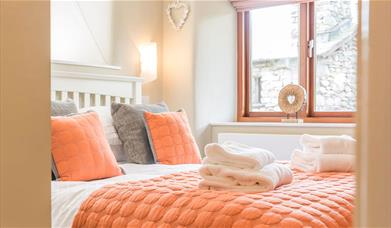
[162,1,237,154]
[52,1,356,152]
[51,0,237,151]
[112,1,164,103]
[51,1,113,65]
[193,1,237,153]
[161,1,356,154]
[51,0,164,103]
[162,1,196,130]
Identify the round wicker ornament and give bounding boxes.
[278,84,306,114]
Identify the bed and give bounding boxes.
[52,163,201,227]
[53,164,354,228]
[51,70,354,228]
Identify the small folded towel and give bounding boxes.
[204,141,276,170]
[199,163,293,193]
[300,134,356,155]
[291,149,355,172]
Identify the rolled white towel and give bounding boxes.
[291,149,355,172]
[300,134,356,155]
[199,163,293,193]
[290,149,318,171]
[204,141,276,170]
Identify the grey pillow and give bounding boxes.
[51,99,78,116]
[111,102,169,164]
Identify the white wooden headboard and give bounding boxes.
[51,71,143,108]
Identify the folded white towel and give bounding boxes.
[291,149,355,172]
[300,134,356,155]
[204,141,276,170]
[199,163,293,193]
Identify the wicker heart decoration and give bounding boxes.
[166,0,190,31]
[278,84,306,114]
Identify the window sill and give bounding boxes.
[237,116,354,123]
[210,122,356,128]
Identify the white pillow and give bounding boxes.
[79,106,126,162]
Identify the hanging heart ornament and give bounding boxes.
[166,0,190,31]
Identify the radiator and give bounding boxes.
[217,133,302,160]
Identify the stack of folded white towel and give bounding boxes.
[199,141,293,193]
[291,134,356,172]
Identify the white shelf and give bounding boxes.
[51,59,121,70]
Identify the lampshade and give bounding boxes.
[139,42,157,83]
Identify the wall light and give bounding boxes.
[139,42,157,83]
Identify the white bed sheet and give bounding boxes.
[52,163,201,228]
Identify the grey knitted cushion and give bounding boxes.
[111,102,169,164]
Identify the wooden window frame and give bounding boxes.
[237,2,354,123]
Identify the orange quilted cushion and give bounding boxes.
[51,112,122,181]
[144,110,201,164]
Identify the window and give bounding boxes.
[237,1,357,122]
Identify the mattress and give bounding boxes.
[52,163,201,228]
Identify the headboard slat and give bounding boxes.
[51,91,56,101]
[73,92,80,108]
[114,96,120,103]
[95,94,101,106]
[84,93,91,108]
[105,95,111,107]
[61,91,67,101]
[125,98,131,104]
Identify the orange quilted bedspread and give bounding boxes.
[72,170,354,228]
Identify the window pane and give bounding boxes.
[250,4,300,112]
[315,0,358,112]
